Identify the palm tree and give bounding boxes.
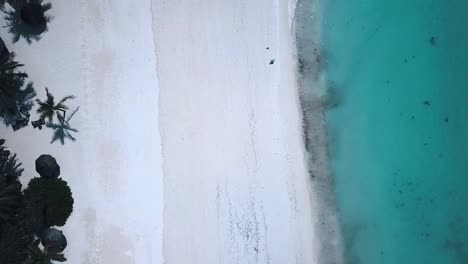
[1,82,36,131]
[0,37,10,64]
[0,52,28,96]
[0,151,23,178]
[0,51,36,130]
[2,0,52,43]
[33,88,74,129]
[0,180,21,223]
[0,139,24,178]
[11,82,35,130]
[0,139,23,225]
[45,107,79,145]
[0,218,33,264]
[0,58,27,89]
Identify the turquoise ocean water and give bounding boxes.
[320,0,468,263]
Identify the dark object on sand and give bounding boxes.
[35,154,60,179]
[423,100,431,106]
[10,114,30,130]
[269,59,275,65]
[41,228,67,253]
[31,118,45,129]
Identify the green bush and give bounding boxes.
[0,179,22,224]
[24,178,73,228]
[0,217,33,264]
[0,139,24,229]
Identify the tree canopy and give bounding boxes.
[23,177,74,228]
[0,53,36,131]
[2,0,53,43]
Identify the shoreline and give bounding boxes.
[294,0,344,263]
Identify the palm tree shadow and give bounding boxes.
[1,0,53,44]
[45,107,79,145]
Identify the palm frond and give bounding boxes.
[57,95,74,103]
[0,55,36,129]
[38,113,50,122]
[0,140,23,178]
[44,122,59,129]
[34,88,75,124]
[54,95,74,111]
[18,82,36,101]
[44,87,54,102]
[0,153,24,177]
[66,106,79,122]
[0,61,24,71]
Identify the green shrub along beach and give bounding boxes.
[0,145,74,263]
[0,1,77,263]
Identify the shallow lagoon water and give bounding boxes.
[319,0,468,263]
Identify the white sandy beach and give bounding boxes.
[154,0,319,263]
[0,0,321,263]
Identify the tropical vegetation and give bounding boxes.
[0,44,36,131]
[1,0,53,43]
[24,177,74,228]
[0,3,76,263]
[32,88,74,130]
[0,140,73,263]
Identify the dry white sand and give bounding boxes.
[153,0,318,263]
[0,0,320,263]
